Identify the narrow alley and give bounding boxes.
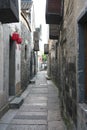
[1,0,87,130]
[0,71,65,130]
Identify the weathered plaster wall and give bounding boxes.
[21,21,31,90]
[0,24,10,116]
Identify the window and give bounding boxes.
[25,45,27,60]
[55,42,58,59]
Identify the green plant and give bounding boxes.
[42,54,47,62]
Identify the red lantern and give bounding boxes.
[17,37,22,44]
[11,32,19,41]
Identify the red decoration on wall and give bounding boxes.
[11,32,22,44]
[17,37,22,44]
[11,32,19,41]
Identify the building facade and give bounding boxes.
[0,0,37,118]
[21,0,33,89]
[46,0,87,130]
[0,0,21,117]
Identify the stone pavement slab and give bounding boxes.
[29,93,48,97]
[31,88,48,93]
[48,121,65,130]
[25,99,47,104]
[16,111,47,116]
[0,110,18,124]
[26,96,48,101]
[24,102,47,106]
[48,93,58,97]
[48,110,62,121]
[0,71,65,130]
[10,119,47,125]
[48,97,59,103]
[6,125,47,130]
[0,124,9,130]
[19,105,47,112]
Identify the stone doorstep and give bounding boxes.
[9,97,24,109]
[29,79,35,84]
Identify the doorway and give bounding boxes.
[84,23,87,101]
[9,39,15,96]
[78,12,87,103]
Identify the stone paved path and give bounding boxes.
[0,71,65,130]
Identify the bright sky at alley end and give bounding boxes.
[33,0,49,53]
[33,0,46,27]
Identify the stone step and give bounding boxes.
[29,79,35,84]
[9,97,24,109]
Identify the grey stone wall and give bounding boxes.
[58,0,87,130]
[74,1,87,130]
[59,0,77,129]
[47,0,84,129]
[21,22,31,90]
[48,40,58,84]
[30,50,36,79]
